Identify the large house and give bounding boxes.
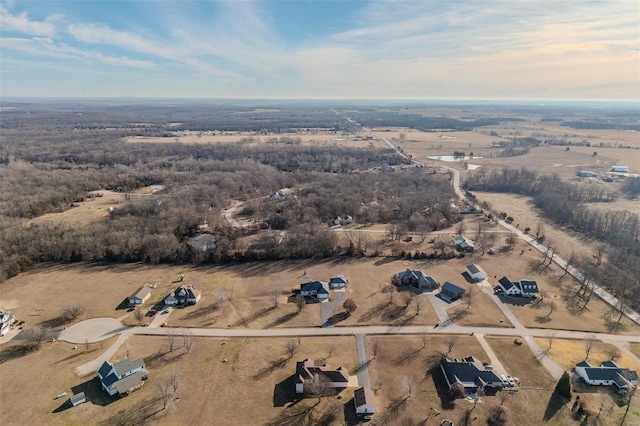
[354,386,376,415]
[575,360,638,390]
[396,269,439,292]
[165,285,202,306]
[466,264,487,282]
[454,236,475,253]
[128,287,152,307]
[328,276,348,289]
[440,356,504,395]
[497,277,539,298]
[98,358,148,396]
[0,310,15,336]
[439,282,465,302]
[300,281,330,301]
[295,359,349,394]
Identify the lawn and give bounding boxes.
[1,335,359,426]
[533,338,640,372]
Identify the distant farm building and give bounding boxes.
[611,166,629,173]
[577,170,598,178]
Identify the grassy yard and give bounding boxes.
[1,335,359,426]
[533,338,640,372]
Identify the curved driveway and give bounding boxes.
[58,317,125,344]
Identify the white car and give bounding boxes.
[500,374,508,385]
[506,375,516,387]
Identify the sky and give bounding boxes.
[1,0,639,100]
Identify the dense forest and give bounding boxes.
[0,103,460,281]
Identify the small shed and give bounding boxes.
[70,392,87,406]
[354,386,376,415]
[466,264,487,282]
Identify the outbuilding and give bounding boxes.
[466,264,487,282]
[70,392,87,407]
[354,386,376,415]
[128,287,152,307]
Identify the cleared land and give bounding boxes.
[0,335,358,426]
[533,338,640,371]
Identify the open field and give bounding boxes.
[485,336,555,388]
[447,289,513,328]
[0,335,358,426]
[533,338,640,372]
[631,343,640,359]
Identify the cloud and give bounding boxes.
[2,37,156,69]
[0,4,59,36]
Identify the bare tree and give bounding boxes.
[386,222,404,241]
[285,340,299,359]
[388,284,397,305]
[62,304,84,321]
[603,346,621,362]
[456,221,466,236]
[546,332,557,353]
[463,287,477,311]
[268,288,282,309]
[413,297,425,317]
[304,373,331,402]
[134,308,144,324]
[168,369,182,394]
[489,404,509,425]
[24,325,51,349]
[156,377,173,410]
[371,340,379,360]
[421,335,428,349]
[404,375,418,398]
[166,329,176,353]
[584,334,597,360]
[343,298,358,315]
[506,232,517,251]
[374,377,384,392]
[545,301,557,321]
[433,235,448,256]
[182,329,194,353]
[444,335,459,355]
[294,294,306,312]
[562,251,576,277]
[326,344,335,358]
[449,382,465,399]
[534,221,544,241]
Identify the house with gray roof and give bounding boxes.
[496,277,539,298]
[295,359,349,394]
[165,285,202,306]
[354,386,376,415]
[454,236,475,253]
[329,276,348,289]
[300,281,329,301]
[466,264,487,282]
[128,286,152,307]
[439,282,465,302]
[396,269,439,292]
[98,358,148,396]
[576,360,638,390]
[440,356,503,395]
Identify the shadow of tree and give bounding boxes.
[321,311,349,328]
[266,311,299,328]
[535,315,552,324]
[38,315,72,329]
[393,346,424,366]
[253,357,290,380]
[264,403,314,426]
[231,306,274,327]
[379,396,410,425]
[0,343,36,365]
[184,302,220,320]
[98,396,164,426]
[543,390,568,422]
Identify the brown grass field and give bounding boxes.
[533,338,640,372]
[486,337,640,425]
[631,343,640,359]
[0,335,358,426]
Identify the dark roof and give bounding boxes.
[301,281,329,294]
[112,358,145,377]
[354,387,375,408]
[111,370,147,394]
[466,264,482,275]
[441,357,501,388]
[173,285,201,300]
[424,276,439,287]
[518,280,539,294]
[295,359,349,385]
[398,270,425,282]
[601,360,619,368]
[329,276,347,285]
[101,372,120,388]
[98,361,113,379]
[441,282,464,296]
[578,360,638,388]
[576,361,591,368]
[498,277,515,290]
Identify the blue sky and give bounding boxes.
[1,0,638,99]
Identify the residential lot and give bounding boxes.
[0,335,358,426]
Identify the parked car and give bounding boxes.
[500,374,508,386]
[506,375,516,387]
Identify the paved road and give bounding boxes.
[355,334,371,388]
[58,318,126,344]
[424,293,460,326]
[74,333,131,377]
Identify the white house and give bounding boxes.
[466,264,487,282]
[576,360,638,390]
[295,359,349,394]
[498,277,520,296]
[98,358,148,396]
[165,285,202,306]
[354,386,376,415]
[300,281,330,300]
[0,310,15,336]
[611,166,629,173]
[440,356,504,395]
[497,277,539,298]
[128,287,152,307]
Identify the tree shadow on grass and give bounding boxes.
[265,402,314,426]
[393,345,424,366]
[265,311,299,328]
[184,302,220,320]
[322,311,349,328]
[0,343,37,365]
[98,396,164,426]
[543,390,568,422]
[38,315,72,329]
[253,357,290,380]
[379,395,410,425]
[535,315,552,324]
